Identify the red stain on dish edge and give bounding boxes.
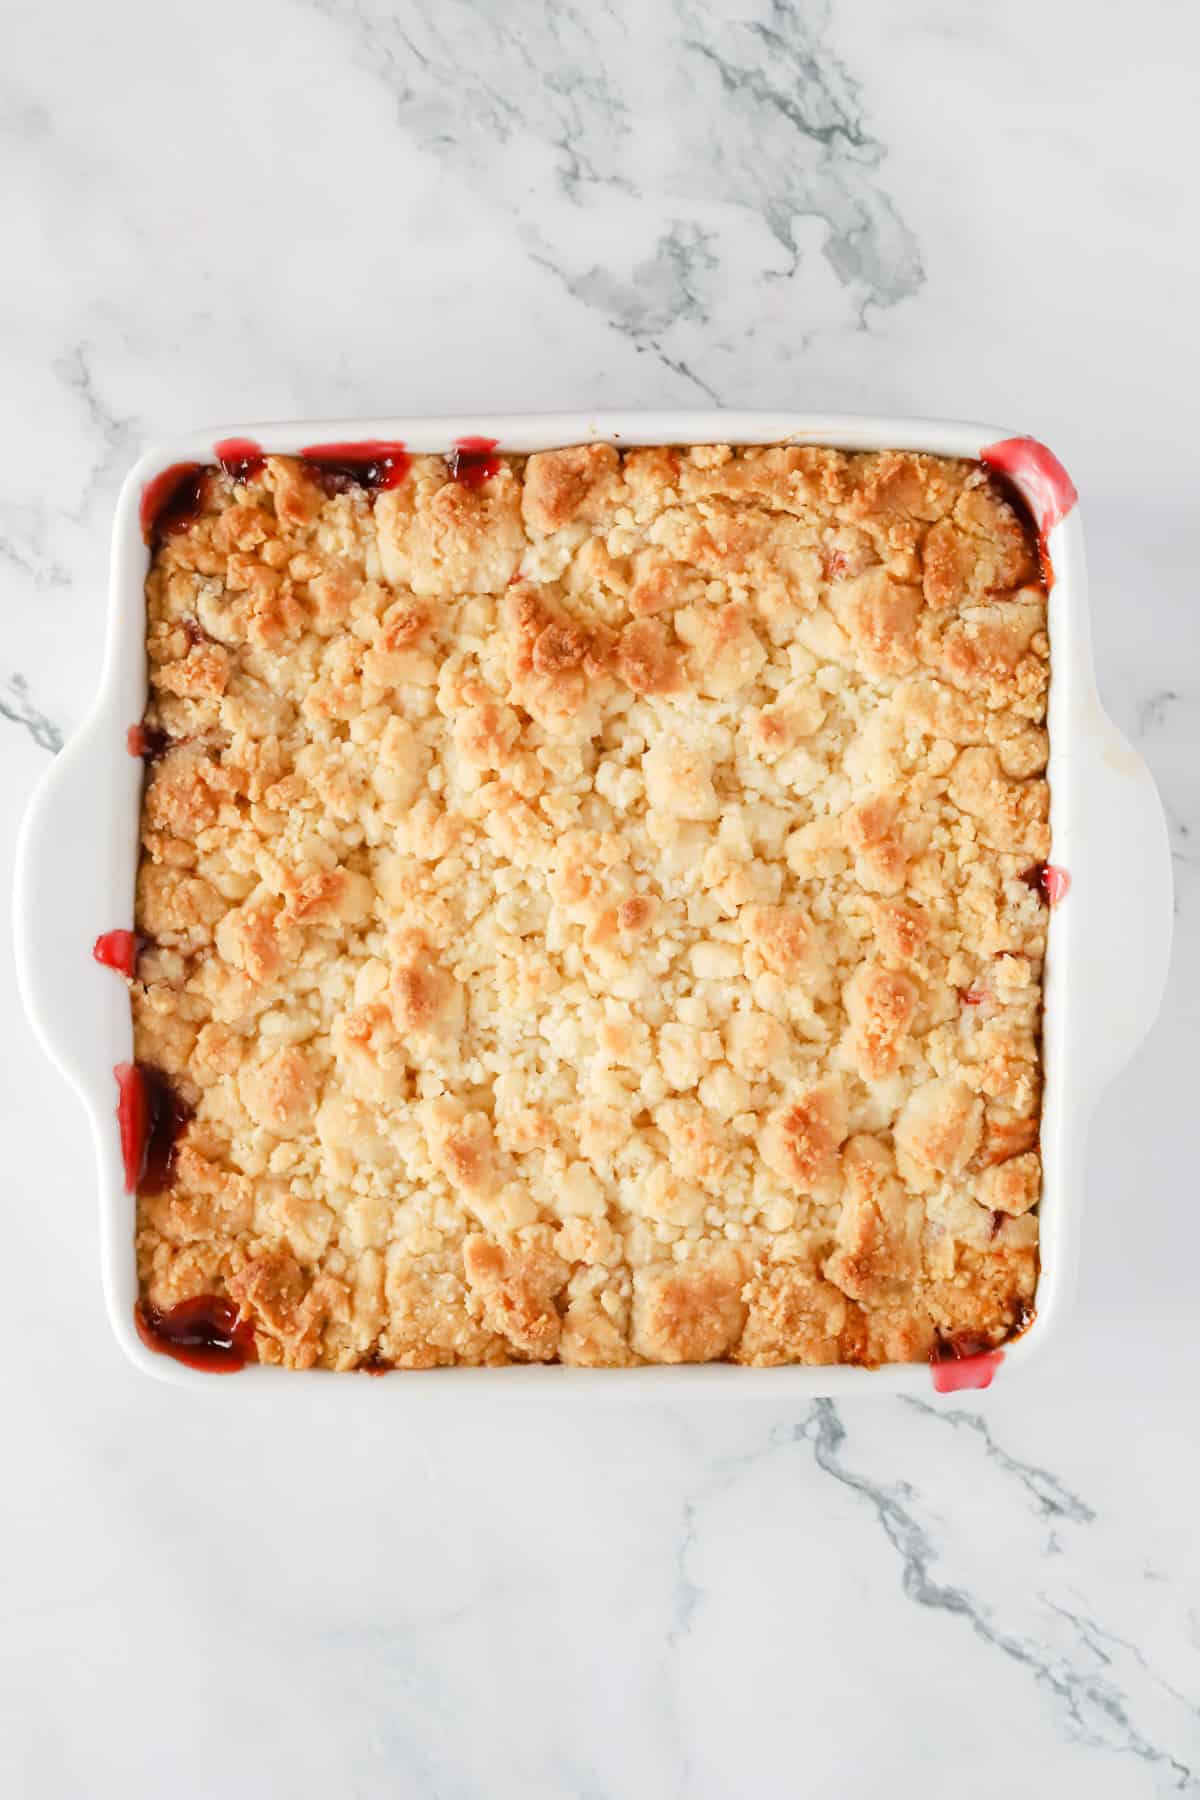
[126,723,172,761]
[981,437,1075,591]
[300,440,411,492]
[1044,866,1071,905]
[214,436,265,481]
[113,1063,192,1195]
[929,1306,1037,1389]
[447,436,501,488]
[140,1067,193,1194]
[114,1062,148,1194]
[135,1296,256,1373]
[93,930,142,977]
[1037,542,1056,592]
[1021,862,1070,906]
[980,437,1078,537]
[930,1350,1003,1393]
[139,463,206,542]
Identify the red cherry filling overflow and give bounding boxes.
[1021,862,1070,906]
[447,436,501,487]
[980,437,1077,592]
[930,1331,1005,1391]
[134,1296,255,1374]
[145,437,503,529]
[214,436,265,481]
[113,1063,192,1195]
[930,1349,1003,1393]
[300,440,411,493]
[127,722,171,761]
[980,437,1078,537]
[93,930,142,977]
[139,463,206,542]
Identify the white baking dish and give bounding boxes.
[13,413,1174,1391]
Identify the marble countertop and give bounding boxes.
[3,2,1198,1794]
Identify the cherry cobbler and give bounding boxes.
[121,440,1052,1371]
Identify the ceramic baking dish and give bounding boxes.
[14,412,1174,1391]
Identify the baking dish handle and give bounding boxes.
[14,705,138,1094]
[1065,706,1174,1099]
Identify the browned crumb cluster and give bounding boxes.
[132,443,1048,1369]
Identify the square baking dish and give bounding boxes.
[14,413,1173,1390]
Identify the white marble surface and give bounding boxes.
[3,2,1199,1794]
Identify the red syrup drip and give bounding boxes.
[361,1353,394,1377]
[214,437,265,481]
[140,463,206,542]
[930,1299,1037,1388]
[1038,543,1056,592]
[113,1063,192,1195]
[127,722,172,761]
[1021,862,1070,906]
[446,436,501,488]
[930,1350,1003,1393]
[114,1063,147,1193]
[980,437,1078,537]
[300,440,411,494]
[93,930,143,977]
[981,437,1077,589]
[134,1296,255,1373]
[938,1330,995,1361]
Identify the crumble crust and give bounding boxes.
[132,443,1048,1369]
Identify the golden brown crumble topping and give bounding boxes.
[132,444,1048,1370]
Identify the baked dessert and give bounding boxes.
[125,440,1051,1370]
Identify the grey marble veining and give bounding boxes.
[2,1,1198,1794]
[655,1395,1199,1792]
[301,0,922,398]
[0,672,63,754]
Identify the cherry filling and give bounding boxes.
[930,1350,1003,1393]
[140,463,206,542]
[214,436,265,481]
[127,722,172,762]
[1021,862,1070,906]
[930,1330,1004,1391]
[113,1063,192,1195]
[935,1330,994,1362]
[446,436,501,488]
[980,438,1077,593]
[114,1063,148,1194]
[93,930,143,977]
[134,1296,255,1373]
[980,437,1078,538]
[928,1299,1037,1390]
[300,440,411,494]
